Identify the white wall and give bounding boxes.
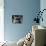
[40,0,46,26]
[0,0,4,42]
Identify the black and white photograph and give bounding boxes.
[12,15,23,24]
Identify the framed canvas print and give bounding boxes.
[12,15,23,24]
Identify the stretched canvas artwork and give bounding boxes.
[12,15,23,24]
